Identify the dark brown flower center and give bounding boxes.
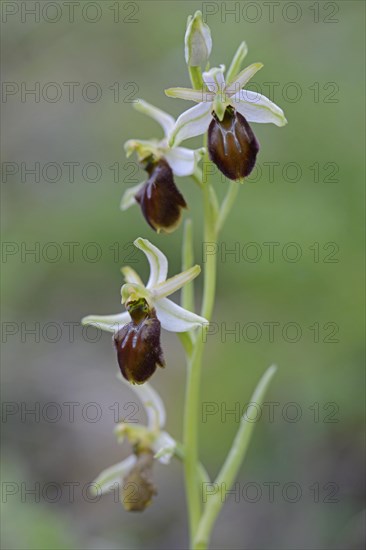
[208,107,259,180]
[135,158,187,233]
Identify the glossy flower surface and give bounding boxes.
[134,158,187,233]
[114,299,165,384]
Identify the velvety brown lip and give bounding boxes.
[114,304,165,385]
[208,107,259,180]
[135,158,187,233]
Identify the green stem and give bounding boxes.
[184,145,217,547]
[181,219,195,312]
[216,181,240,234]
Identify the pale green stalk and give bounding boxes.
[183,142,218,543]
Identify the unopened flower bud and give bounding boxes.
[208,107,259,180]
[114,298,165,384]
[135,158,187,233]
[122,450,157,511]
[184,11,212,67]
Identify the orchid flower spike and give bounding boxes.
[165,43,287,180]
[92,375,176,511]
[82,238,208,383]
[122,100,204,233]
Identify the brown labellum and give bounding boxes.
[122,450,157,512]
[114,299,165,384]
[135,158,187,233]
[208,107,259,180]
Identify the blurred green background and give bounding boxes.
[1,1,365,548]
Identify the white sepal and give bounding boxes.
[134,99,175,136]
[117,373,167,430]
[81,311,130,333]
[93,455,136,495]
[134,237,168,288]
[232,90,288,126]
[120,181,145,211]
[154,297,207,332]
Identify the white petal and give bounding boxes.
[164,147,195,177]
[232,90,287,126]
[153,265,201,300]
[120,182,145,211]
[153,431,176,464]
[121,266,144,286]
[202,65,226,94]
[133,238,168,288]
[93,455,136,495]
[116,373,166,429]
[81,311,130,333]
[134,99,175,136]
[165,87,209,103]
[225,63,263,98]
[155,297,208,332]
[169,102,212,147]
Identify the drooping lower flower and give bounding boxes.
[165,44,287,181]
[121,100,204,233]
[82,238,208,384]
[92,375,176,511]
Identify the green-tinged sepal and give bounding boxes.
[185,10,212,67]
[226,42,248,84]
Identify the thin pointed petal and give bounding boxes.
[120,181,145,211]
[153,431,176,464]
[202,65,226,93]
[153,265,201,299]
[133,238,168,288]
[164,147,196,177]
[226,63,263,97]
[93,455,136,495]
[226,42,248,84]
[134,99,175,136]
[121,266,144,286]
[155,297,208,332]
[81,311,130,333]
[165,87,208,102]
[169,102,212,147]
[232,90,287,126]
